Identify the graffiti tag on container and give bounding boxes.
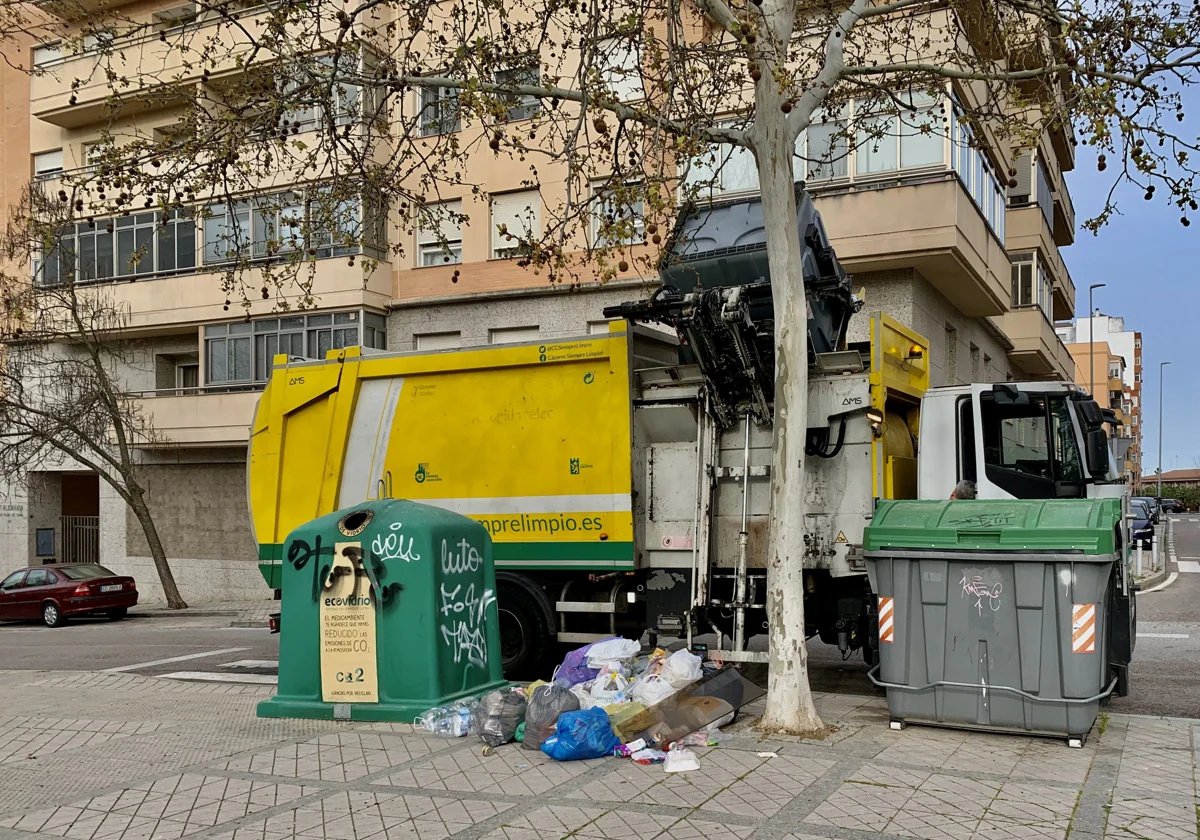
[960,573,1003,616]
[949,513,1017,527]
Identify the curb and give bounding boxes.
[129,608,245,618]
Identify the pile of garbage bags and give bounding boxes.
[417,637,763,771]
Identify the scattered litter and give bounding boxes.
[417,699,478,737]
[662,649,703,689]
[757,751,779,759]
[471,687,527,747]
[585,637,640,669]
[555,637,619,686]
[630,674,677,706]
[631,748,668,765]
[524,683,580,752]
[541,707,621,761]
[515,763,528,769]
[514,721,526,743]
[664,746,700,773]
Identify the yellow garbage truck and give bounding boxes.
[249,189,1129,678]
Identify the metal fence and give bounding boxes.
[61,516,99,564]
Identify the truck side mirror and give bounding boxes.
[1085,428,1110,477]
[992,383,1029,406]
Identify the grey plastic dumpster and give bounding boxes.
[863,498,1129,745]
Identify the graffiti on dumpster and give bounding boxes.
[371,522,420,565]
[439,537,495,672]
[960,572,1003,616]
[288,533,402,607]
[948,513,1017,528]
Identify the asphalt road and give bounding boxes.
[0,519,1197,716]
[0,614,278,676]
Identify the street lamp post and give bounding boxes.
[1158,361,1171,499]
[1088,284,1106,398]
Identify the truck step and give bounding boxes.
[556,601,616,614]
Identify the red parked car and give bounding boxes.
[0,564,137,627]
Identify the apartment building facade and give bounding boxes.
[0,1,1080,603]
[1057,314,1143,482]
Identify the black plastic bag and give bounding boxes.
[471,689,528,747]
[522,683,580,751]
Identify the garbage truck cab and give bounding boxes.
[917,382,1126,502]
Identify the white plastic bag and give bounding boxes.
[664,747,700,773]
[586,638,640,668]
[590,672,630,706]
[661,649,703,689]
[630,674,677,706]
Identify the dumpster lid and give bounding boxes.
[863,499,1120,555]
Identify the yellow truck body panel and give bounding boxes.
[250,327,636,573]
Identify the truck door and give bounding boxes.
[976,391,1085,499]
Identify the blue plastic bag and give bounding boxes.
[540,707,621,761]
[554,637,618,686]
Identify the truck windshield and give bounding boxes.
[979,392,1085,499]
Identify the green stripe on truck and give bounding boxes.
[256,540,634,572]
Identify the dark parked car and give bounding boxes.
[0,564,137,627]
[1161,498,1185,513]
[1129,499,1154,549]
[1132,496,1161,524]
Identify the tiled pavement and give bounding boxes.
[0,671,1197,840]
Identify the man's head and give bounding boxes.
[950,480,977,500]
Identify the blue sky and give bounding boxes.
[1066,135,1197,475]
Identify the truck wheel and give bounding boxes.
[497,583,553,680]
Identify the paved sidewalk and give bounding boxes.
[0,670,1196,840]
[131,600,276,628]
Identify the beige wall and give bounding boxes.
[124,461,255,562]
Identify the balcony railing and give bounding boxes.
[128,383,266,398]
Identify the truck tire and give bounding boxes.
[497,583,553,680]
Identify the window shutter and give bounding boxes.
[415,331,461,350]
[1008,151,1032,203]
[418,199,462,245]
[490,190,540,254]
[489,326,540,344]
[33,150,62,175]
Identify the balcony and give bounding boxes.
[34,0,139,19]
[70,256,392,334]
[992,305,1074,380]
[1109,376,1124,394]
[28,5,333,128]
[1006,203,1074,320]
[133,387,261,447]
[813,173,1010,317]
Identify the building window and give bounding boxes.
[419,84,460,135]
[490,190,541,258]
[414,331,461,350]
[153,3,198,30]
[591,182,645,246]
[489,326,540,344]
[803,116,849,180]
[595,37,643,101]
[32,42,62,67]
[417,199,463,266]
[1036,157,1055,232]
[951,109,1005,241]
[36,210,197,287]
[33,150,63,180]
[496,65,541,122]
[1010,252,1050,317]
[278,51,378,130]
[82,140,112,172]
[204,190,382,265]
[206,310,385,386]
[855,94,944,176]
